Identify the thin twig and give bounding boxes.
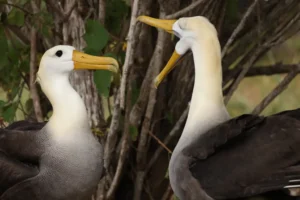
[166,0,205,19]
[221,0,259,58]
[146,105,189,174]
[252,65,300,115]
[148,130,172,154]
[120,0,140,110]
[0,2,32,15]
[224,47,265,104]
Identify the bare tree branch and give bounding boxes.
[98,0,106,24]
[221,0,258,58]
[162,184,173,200]
[148,130,172,154]
[104,89,121,171]
[166,0,205,19]
[0,2,32,15]
[106,86,132,200]
[45,0,76,22]
[120,0,140,110]
[44,0,64,18]
[252,65,300,115]
[133,27,169,200]
[146,105,189,174]
[30,1,43,122]
[224,48,265,104]
[223,63,300,84]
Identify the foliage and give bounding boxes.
[0,0,127,122]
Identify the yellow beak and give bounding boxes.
[137,15,176,34]
[72,50,119,73]
[137,15,180,88]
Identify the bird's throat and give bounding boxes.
[42,76,90,138]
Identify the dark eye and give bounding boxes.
[55,50,63,57]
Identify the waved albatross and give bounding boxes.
[138,16,300,200]
[0,45,119,200]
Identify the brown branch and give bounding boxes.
[0,2,32,15]
[148,130,172,154]
[98,0,105,24]
[146,105,189,174]
[252,65,300,115]
[120,0,140,110]
[6,24,30,45]
[106,86,132,200]
[166,0,206,19]
[104,89,120,171]
[61,1,76,22]
[224,47,265,104]
[224,63,300,82]
[44,0,64,18]
[45,0,76,22]
[221,0,259,58]
[162,184,173,200]
[133,27,169,200]
[29,1,43,122]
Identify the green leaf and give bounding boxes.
[84,20,109,54]
[0,28,9,69]
[7,8,24,26]
[2,103,17,122]
[94,70,112,97]
[106,0,130,34]
[0,100,5,108]
[129,125,138,141]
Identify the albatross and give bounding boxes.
[0,45,118,200]
[138,16,300,200]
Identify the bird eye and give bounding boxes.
[55,50,63,57]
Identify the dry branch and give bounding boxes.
[30,1,43,122]
[224,64,300,81]
[146,105,189,174]
[106,86,132,200]
[252,65,300,115]
[99,0,106,24]
[104,90,121,171]
[166,0,205,19]
[221,0,258,58]
[120,0,140,110]
[224,48,265,104]
[133,27,169,200]
[148,130,172,154]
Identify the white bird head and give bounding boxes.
[37,45,119,86]
[137,16,220,87]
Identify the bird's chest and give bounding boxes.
[41,133,103,195]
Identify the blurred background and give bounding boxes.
[0,0,300,200]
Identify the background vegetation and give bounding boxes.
[0,0,300,199]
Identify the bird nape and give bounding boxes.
[138,16,300,200]
[0,45,119,200]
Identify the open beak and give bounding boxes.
[137,15,181,88]
[72,50,119,73]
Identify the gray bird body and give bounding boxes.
[136,16,300,200]
[0,115,103,200]
[0,45,119,200]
